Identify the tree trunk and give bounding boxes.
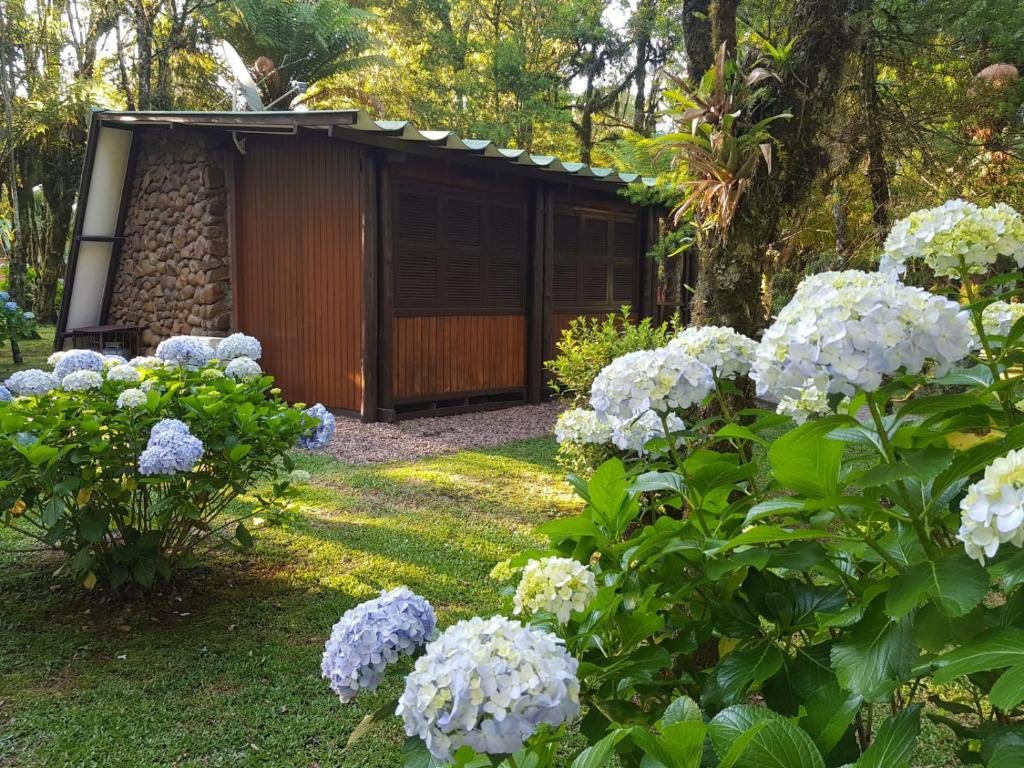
[580,74,595,164]
[37,180,74,322]
[632,0,654,134]
[833,181,850,258]
[682,0,713,83]
[690,0,859,337]
[690,204,776,338]
[712,0,739,55]
[859,0,890,243]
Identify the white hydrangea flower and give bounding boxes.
[117,388,147,409]
[128,356,164,370]
[47,350,68,367]
[666,325,758,379]
[590,347,714,422]
[775,377,831,424]
[880,200,1024,277]
[216,333,262,361]
[62,370,103,392]
[398,616,580,761]
[289,469,311,485]
[102,355,128,370]
[982,300,1024,342]
[554,408,614,445]
[611,410,686,454]
[225,356,262,381]
[513,557,597,624]
[106,364,141,383]
[958,448,1024,564]
[140,378,161,393]
[751,271,972,410]
[5,369,59,397]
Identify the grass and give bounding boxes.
[0,439,579,767]
[0,325,56,380]
[0,325,964,767]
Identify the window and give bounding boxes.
[393,183,527,313]
[552,206,638,310]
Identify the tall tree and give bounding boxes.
[677,0,861,337]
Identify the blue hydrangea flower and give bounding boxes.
[22,311,34,320]
[138,418,204,475]
[0,291,8,302]
[322,587,436,704]
[297,403,336,450]
[4,301,18,311]
[155,336,215,369]
[0,385,10,403]
[14,432,35,446]
[53,349,105,380]
[216,333,262,361]
[5,369,59,397]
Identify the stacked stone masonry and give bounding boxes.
[109,129,231,350]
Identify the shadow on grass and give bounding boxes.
[0,438,573,768]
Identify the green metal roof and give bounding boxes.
[97,108,657,187]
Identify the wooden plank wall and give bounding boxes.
[392,315,526,400]
[235,137,363,410]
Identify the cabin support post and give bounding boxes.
[377,161,396,421]
[640,207,658,320]
[224,147,241,332]
[541,189,555,396]
[361,150,380,421]
[527,183,545,403]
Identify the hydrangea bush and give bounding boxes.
[1,292,39,364]
[0,333,335,588]
[332,201,1024,768]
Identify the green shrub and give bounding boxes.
[545,307,678,408]
[0,340,329,588]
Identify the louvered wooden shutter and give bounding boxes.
[551,205,640,311]
[486,203,525,307]
[395,189,441,308]
[394,181,527,312]
[611,220,637,304]
[446,195,484,305]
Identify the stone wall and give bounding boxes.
[109,129,232,350]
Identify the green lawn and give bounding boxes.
[0,325,56,380]
[0,439,578,767]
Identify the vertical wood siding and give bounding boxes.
[392,315,526,400]
[236,137,363,410]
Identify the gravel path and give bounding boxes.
[324,402,563,464]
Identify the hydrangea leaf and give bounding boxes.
[853,704,921,768]
[831,604,916,701]
[933,628,1024,684]
[990,665,1024,712]
[885,552,989,618]
[768,419,848,499]
[708,705,825,768]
